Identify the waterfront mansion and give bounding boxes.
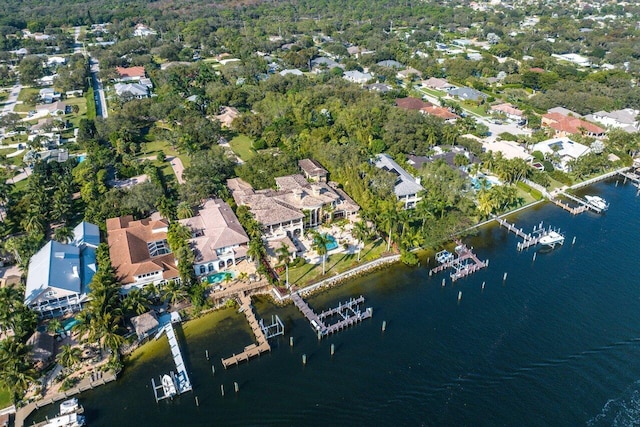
[227,159,359,240]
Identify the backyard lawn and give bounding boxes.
[287,240,389,288]
[229,134,255,161]
[0,386,10,409]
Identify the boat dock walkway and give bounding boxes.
[291,292,372,338]
[619,169,640,188]
[549,197,588,215]
[163,323,192,394]
[429,241,487,282]
[494,217,546,251]
[221,293,272,369]
[558,191,603,213]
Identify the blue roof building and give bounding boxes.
[24,222,99,318]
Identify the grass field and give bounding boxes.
[0,386,10,408]
[138,137,190,182]
[229,134,255,161]
[287,240,389,288]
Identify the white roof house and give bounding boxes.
[24,222,99,318]
[585,109,639,133]
[374,154,424,209]
[530,137,591,172]
[343,70,372,84]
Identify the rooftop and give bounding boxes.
[374,154,424,198]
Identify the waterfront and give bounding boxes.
[27,180,640,426]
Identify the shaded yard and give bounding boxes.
[229,134,256,161]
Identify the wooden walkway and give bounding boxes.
[221,293,271,369]
[619,170,640,188]
[291,292,372,338]
[550,197,588,215]
[558,192,603,213]
[429,241,487,282]
[494,217,545,251]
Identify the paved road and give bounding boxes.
[90,58,108,118]
[1,83,23,114]
[168,156,185,184]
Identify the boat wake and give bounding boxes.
[588,380,640,427]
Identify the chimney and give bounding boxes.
[311,185,322,196]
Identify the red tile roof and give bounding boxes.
[395,97,433,110]
[115,66,146,79]
[543,112,605,135]
[420,105,460,120]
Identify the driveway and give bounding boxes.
[1,83,23,114]
[168,156,186,184]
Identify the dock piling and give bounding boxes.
[572,236,576,245]
[289,336,294,347]
[221,384,225,397]
[503,272,508,281]
[532,252,537,261]
[195,396,199,407]
[234,382,239,393]
[302,354,307,365]
[442,278,446,287]
[211,365,215,376]
[481,281,485,290]
[331,344,335,356]
[457,291,462,302]
[205,350,209,360]
[382,320,387,332]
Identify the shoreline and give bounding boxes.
[19,169,629,426]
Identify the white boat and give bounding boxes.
[41,413,85,427]
[585,195,609,211]
[162,374,177,398]
[436,250,454,264]
[539,231,565,248]
[59,398,83,415]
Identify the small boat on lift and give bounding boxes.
[39,413,85,427]
[539,231,565,248]
[585,195,609,211]
[436,250,455,264]
[59,398,84,415]
[162,374,177,398]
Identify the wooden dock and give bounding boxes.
[429,241,487,282]
[558,191,603,213]
[494,217,546,251]
[291,292,372,338]
[221,293,272,369]
[549,197,588,215]
[157,323,193,395]
[619,169,640,189]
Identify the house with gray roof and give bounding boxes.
[178,199,250,276]
[311,56,341,72]
[448,87,488,102]
[585,109,639,133]
[377,60,404,69]
[24,222,99,318]
[114,83,149,99]
[374,154,424,209]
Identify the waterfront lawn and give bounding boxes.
[229,134,256,161]
[288,240,389,288]
[0,385,11,408]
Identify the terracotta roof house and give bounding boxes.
[215,106,240,129]
[298,158,328,182]
[115,66,146,82]
[106,214,179,292]
[131,311,159,340]
[374,154,424,209]
[420,105,460,122]
[228,174,359,239]
[490,103,524,119]
[178,199,249,277]
[541,112,605,138]
[395,97,432,111]
[24,222,99,318]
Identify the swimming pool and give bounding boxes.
[77,155,86,163]
[205,271,235,284]
[324,234,338,251]
[471,175,502,190]
[62,318,80,332]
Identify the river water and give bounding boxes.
[28,180,640,426]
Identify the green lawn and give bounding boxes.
[287,240,389,288]
[419,87,446,98]
[138,137,190,182]
[229,134,255,161]
[460,101,488,117]
[0,386,11,408]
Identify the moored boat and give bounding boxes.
[59,398,84,415]
[162,374,177,398]
[539,231,565,248]
[39,413,85,427]
[585,195,609,211]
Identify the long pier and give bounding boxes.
[549,197,588,215]
[221,293,272,369]
[291,292,372,338]
[163,323,192,394]
[429,241,487,282]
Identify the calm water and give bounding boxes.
[28,180,640,426]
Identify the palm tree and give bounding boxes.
[352,220,369,261]
[311,231,330,275]
[162,280,187,307]
[47,318,63,335]
[238,272,249,283]
[57,344,82,368]
[0,337,36,402]
[53,226,74,244]
[176,202,193,220]
[378,202,399,252]
[123,289,149,315]
[247,238,266,266]
[275,243,292,287]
